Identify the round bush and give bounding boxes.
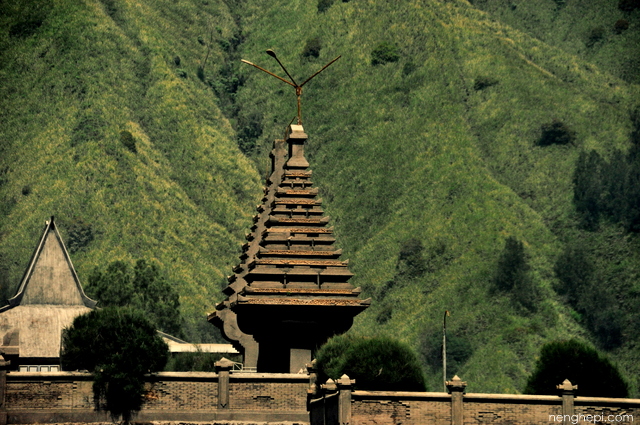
[316,335,427,391]
[524,339,628,397]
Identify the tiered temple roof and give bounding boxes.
[209,125,369,372]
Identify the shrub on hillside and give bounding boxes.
[536,119,576,146]
[524,340,628,397]
[473,76,499,91]
[318,0,334,13]
[586,26,606,48]
[120,130,137,153]
[631,105,640,146]
[371,42,400,66]
[397,238,427,278]
[554,243,592,306]
[614,19,630,34]
[302,37,322,59]
[236,112,263,155]
[421,331,473,376]
[70,114,106,147]
[315,335,427,391]
[618,0,640,12]
[66,217,94,254]
[494,236,539,312]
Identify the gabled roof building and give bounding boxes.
[0,217,96,371]
[209,125,370,373]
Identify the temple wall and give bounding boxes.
[3,371,309,424]
[4,371,640,425]
[309,384,640,425]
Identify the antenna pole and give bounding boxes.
[241,51,341,126]
[443,310,450,392]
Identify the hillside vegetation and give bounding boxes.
[1,0,638,394]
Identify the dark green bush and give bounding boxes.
[119,130,137,153]
[618,0,640,12]
[318,0,335,13]
[66,217,94,253]
[402,62,417,76]
[494,236,539,311]
[9,20,43,38]
[421,331,473,375]
[302,37,322,59]
[85,260,182,336]
[614,19,630,34]
[586,26,606,48]
[553,0,566,8]
[473,76,499,91]
[536,119,576,146]
[524,340,628,397]
[375,304,393,324]
[316,335,427,391]
[371,42,400,66]
[554,243,592,306]
[21,185,31,196]
[62,307,168,422]
[165,351,241,372]
[631,106,640,146]
[70,114,106,147]
[397,238,426,278]
[573,150,603,230]
[376,279,396,300]
[173,55,181,66]
[236,112,263,155]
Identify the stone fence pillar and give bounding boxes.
[215,357,235,409]
[336,375,355,425]
[0,355,9,425]
[446,375,467,425]
[557,379,577,423]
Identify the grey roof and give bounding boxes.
[4,216,96,309]
[0,217,96,359]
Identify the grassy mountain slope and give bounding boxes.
[1,0,638,394]
[470,0,640,84]
[232,0,639,393]
[0,0,262,341]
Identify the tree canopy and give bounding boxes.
[61,307,169,422]
[85,259,182,336]
[315,334,427,391]
[524,339,628,398]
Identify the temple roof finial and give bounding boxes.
[241,49,341,125]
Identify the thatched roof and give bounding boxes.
[0,217,95,360]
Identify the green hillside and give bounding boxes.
[1,0,638,394]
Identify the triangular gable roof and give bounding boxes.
[1,216,96,311]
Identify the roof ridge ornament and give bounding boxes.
[241,49,341,125]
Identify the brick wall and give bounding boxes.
[309,385,640,425]
[6,371,640,425]
[462,395,561,425]
[229,376,308,411]
[4,371,309,424]
[351,392,451,424]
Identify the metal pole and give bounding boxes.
[443,310,450,392]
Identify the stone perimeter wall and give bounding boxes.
[345,393,640,425]
[308,377,640,425]
[5,371,640,425]
[3,371,309,424]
